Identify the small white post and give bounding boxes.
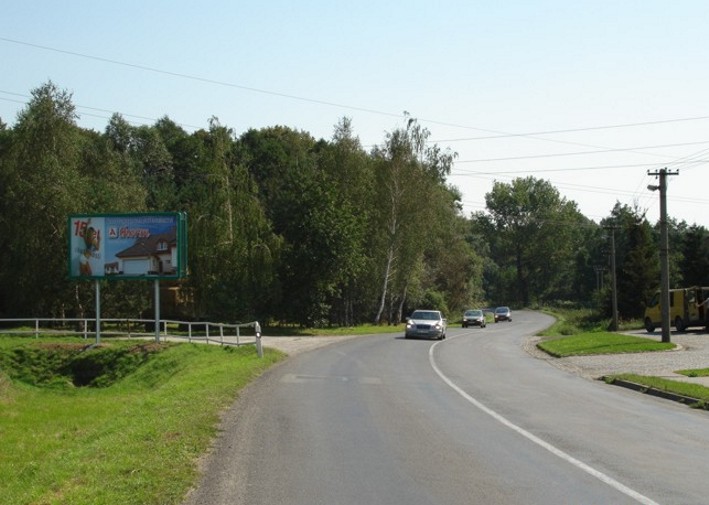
[255,321,262,358]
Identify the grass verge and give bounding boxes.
[537,307,709,407]
[0,335,283,505]
[537,332,675,357]
[604,373,709,408]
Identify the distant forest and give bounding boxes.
[1,82,708,326]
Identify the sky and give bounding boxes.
[2,1,708,227]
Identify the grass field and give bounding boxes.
[0,336,283,505]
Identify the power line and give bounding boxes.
[3,36,708,160]
[431,115,709,143]
[452,170,709,206]
[0,37,406,121]
[451,162,684,175]
[455,140,709,164]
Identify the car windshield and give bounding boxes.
[496,307,509,313]
[465,310,482,316]
[411,311,439,320]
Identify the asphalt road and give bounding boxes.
[183,311,709,505]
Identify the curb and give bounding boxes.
[601,376,707,410]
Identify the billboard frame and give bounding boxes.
[68,212,188,281]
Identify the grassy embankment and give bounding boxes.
[0,336,283,505]
[536,307,709,406]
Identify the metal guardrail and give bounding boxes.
[0,317,264,356]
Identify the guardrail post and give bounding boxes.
[35,319,39,338]
[188,322,192,343]
[255,321,262,358]
[220,324,224,345]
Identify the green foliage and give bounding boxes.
[0,82,85,316]
[1,339,175,388]
[601,204,659,320]
[2,82,707,327]
[679,224,709,286]
[481,177,589,307]
[675,367,709,378]
[0,336,283,505]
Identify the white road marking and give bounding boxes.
[429,337,660,505]
[281,373,381,384]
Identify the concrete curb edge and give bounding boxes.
[601,376,708,410]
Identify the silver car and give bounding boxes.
[494,306,512,322]
[405,310,447,340]
[462,309,486,328]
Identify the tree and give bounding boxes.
[679,224,709,286]
[316,117,372,325]
[426,189,483,315]
[602,203,658,320]
[0,82,85,316]
[484,176,585,306]
[369,115,458,323]
[180,119,281,321]
[240,125,369,326]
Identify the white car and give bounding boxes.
[405,310,447,340]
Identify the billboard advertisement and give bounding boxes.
[69,213,187,280]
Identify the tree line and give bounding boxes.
[1,82,708,326]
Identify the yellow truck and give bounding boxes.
[644,286,709,332]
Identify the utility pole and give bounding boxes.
[594,266,606,291]
[648,168,679,343]
[604,226,619,331]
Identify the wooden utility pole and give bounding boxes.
[604,226,619,331]
[648,168,679,343]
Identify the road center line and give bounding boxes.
[429,338,660,505]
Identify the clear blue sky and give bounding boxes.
[2,1,708,227]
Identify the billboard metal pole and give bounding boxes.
[154,279,161,343]
[95,279,101,344]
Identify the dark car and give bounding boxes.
[462,309,486,328]
[405,310,447,340]
[494,306,512,323]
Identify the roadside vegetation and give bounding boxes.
[3,82,709,332]
[537,332,674,357]
[536,307,709,408]
[0,335,282,505]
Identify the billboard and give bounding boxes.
[69,213,187,279]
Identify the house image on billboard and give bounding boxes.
[112,227,178,276]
